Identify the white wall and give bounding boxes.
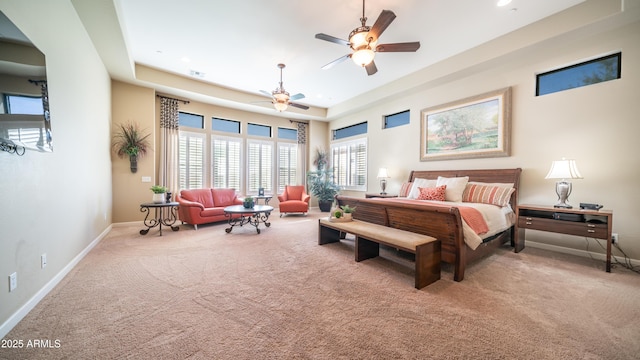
[0,0,112,336]
[331,8,640,260]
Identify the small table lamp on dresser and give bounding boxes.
[377,168,389,195]
[545,158,583,208]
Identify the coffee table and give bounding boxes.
[223,204,273,234]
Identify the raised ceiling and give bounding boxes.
[88,0,586,119]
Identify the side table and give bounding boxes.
[516,204,613,272]
[139,202,180,236]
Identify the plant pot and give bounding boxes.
[318,200,333,212]
[343,213,352,220]
[129,155,138,173]
[153,193,165,204]
[243,200,254,208]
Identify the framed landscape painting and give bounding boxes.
[420,87,512,161]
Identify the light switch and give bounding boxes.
[141,176,151,183]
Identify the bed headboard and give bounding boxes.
[407,168,522,208]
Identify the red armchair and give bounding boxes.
[278,185,310,217]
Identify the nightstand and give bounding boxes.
[365,193,398,198]
[516,204,613,272]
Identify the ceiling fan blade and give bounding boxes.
[321,54,351,70]
[259,90,273,97]
[289,102,309,110]
[315,33,350,46]
[290,93,305,101]
[365,61,378,76]
[376,42,421,52]
[368,10,396,42]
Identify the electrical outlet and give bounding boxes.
[141,176,151,183]
[41,253,47,269]
[612,233,618,244]
[9,272,17,292]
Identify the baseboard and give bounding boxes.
[0,224,113,339]
[526,240,640,267]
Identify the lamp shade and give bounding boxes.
[545,158,583,180]
[377,168,389,178]
[274,101,288,112]
[351,46,375,67]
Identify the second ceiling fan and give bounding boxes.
[315,0,420,76]
[259,63,309,112]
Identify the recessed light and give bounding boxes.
[497,0,512,6]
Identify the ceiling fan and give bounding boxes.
[258,63,309,112]
[315,0,420,76]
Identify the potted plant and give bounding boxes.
[112,122,151,173]
[307,168,341,212]
[340,205,356,220]
[243,195,255,208]
[150,185,168,203]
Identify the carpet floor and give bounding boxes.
[2,210,639,359]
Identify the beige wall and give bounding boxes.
[0,0,112,335]
[111,81,156,223]
[329,17,640,260]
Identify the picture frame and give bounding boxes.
[420,87,511,161]
[258,187,264,196]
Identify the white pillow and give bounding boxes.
[436,176,469,202]
[407,178,437,199]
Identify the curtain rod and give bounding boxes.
[156,94,190,104]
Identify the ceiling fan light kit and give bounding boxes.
[257,63,309,112]
[315,0,420,75]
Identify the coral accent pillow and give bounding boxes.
[463,182,515,207]
[436,176,469,202]
[417,185,447,201]
[407,178,438,199]
[399,182,413,197]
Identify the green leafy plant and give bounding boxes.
[340,205,356,213]
[150,185,167,194]
[112,122,151,159]
[307,168,341,202]
[333,209,343,218]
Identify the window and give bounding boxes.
[331,137,367,191]
[277,127,297,140]
[178,131,205,189]
[3,94,43,114]
[384,110,410,129]
[178,112,204,129]
[212,136,242,190]
[536,52,621,96]
[333,122,367,140]
[248,123,272,138]
[277,142,298,193]
[212,117,240,134]
[247,139,273,194]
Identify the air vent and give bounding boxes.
[189,70,205,78]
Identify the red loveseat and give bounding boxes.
[177,188,243,229]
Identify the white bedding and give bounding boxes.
[397,198,516,250]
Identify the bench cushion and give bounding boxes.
[319,218,437,252]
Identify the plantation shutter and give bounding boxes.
[278,142,298,193]
[212,136,242,190]
[247,140,273,193]
[178,131,205,189]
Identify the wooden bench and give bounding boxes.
[318,218,441,289]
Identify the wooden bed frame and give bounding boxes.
[335,168,522,281]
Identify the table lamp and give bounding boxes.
[545,158,582,208]
[377,168,389,195]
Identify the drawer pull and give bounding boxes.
[525,217,533,221]
[587,230,595,233]
[587,224,596,228]
[526,221,532,225]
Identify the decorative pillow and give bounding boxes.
[399,182,413,197]
[417,185,447,201]
[436,176,469,202]
[407,178,437,199]
[463,182,515,207]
